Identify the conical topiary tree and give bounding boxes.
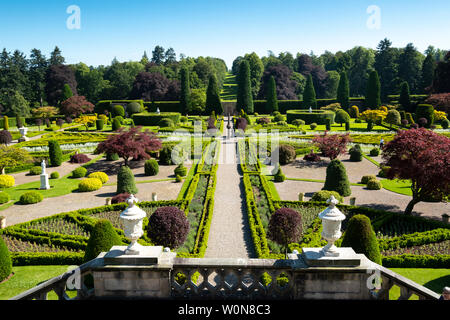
[236,60,254,114]
[337,71,350,110]
[48,140,62,167]
[399,81,411,112]
[0,235,12,282]
[180,67,191,115]
[83,219,122,262]
[117,165,138,195]
[205,73,223,115]
[265,75,278,114]
[323,159,351,197]
[365,70,381,109]
[341,214,381,264]
[303,74,317,109]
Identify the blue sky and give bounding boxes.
[0,0,449,68]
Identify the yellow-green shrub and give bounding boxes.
[0,175,15,188]
[88,172,109,184]
[78,178,102,192]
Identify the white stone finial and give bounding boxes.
[120,194,146,255]
[326,195,339,208]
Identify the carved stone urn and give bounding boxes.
[318,196,346,257]
[119,195,146,255]
[18,127,29,142]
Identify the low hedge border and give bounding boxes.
[381,254,450,268]
[132,112,181,126]
[286,110,336,125]
[11,251,85,266]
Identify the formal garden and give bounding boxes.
[0,43,449,300]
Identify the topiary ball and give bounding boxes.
[341,214,381,264]
[127,102,142,115]
[158,118,175,128]
[88,172,109,184]
[29,166,42,176]
[274,144,296,165]
[112,105,125,118]
[0,175,14,188]
[367,179,382,190]
[50,171,59,179]
[441,118,450,129]
[117,166,138,195]
[147,206,189,249]
[349,144,363,162]
[78,178,103,192]
[174,164,187,177]
[310,190,343,203]
[20,191,43,204]
[310,123,317,130]
[159,146,173,165]
[72,167,87,178]
[144,159,159,176]
[0,235,12,282]
[273,114,285,122]
[369,148,380,156]
[0,192,10,204]
[83,219,122,263]
[361,175,377,184]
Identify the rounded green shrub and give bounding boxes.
[323,159,351,197]
[158,118,175,128]
[361,175,377,184]
[144,159,159,176]
[275,144,296,165]
[180,116,188,123]
[367,179,382,190]
[369,148,380,156]
[88,172,109,184]
[159,146,173,165]
[78,178,103,192]
[415,104,434,128]
[274,167,286,182]
[48,140,62,167]
[349,144,363,162]
[310,190,343,203]
[0,235,12,282]
[0,192,10,204]
[341,214,381,264]
[441,118,449,129]
[29,166,42,176]
[20,191,43,204]
[72,167,87,178]
[50,171,59,179]
[96,119,104,131]
[112,105,125,118]
[83,219,122,262]
[273,114,285,122]
[106,153,119,161]
[112,117,122,131]
[127,102,142,115]
[378,166,390,178]
[174,164,187,177]
[117,166,138,195]
[0,175,15,188]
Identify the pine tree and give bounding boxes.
[421,54,435,93]
[236,60,254,114]
[365,70,381,108]
[399,82,411,112]
[265,76,278,114]
[205,73,223,115]
[179,68,190,115]
[337,71,349,110]
[303,74,317,109]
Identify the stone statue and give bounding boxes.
[41,160,46,175]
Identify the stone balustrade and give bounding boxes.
[10,246,440,301]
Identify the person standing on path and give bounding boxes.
[380,138,384,150]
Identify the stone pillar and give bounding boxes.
[0,216,6,229]
[39,160,50,190]
[350,197,356,206]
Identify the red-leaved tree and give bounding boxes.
[96,126,162,167]
[425,93,450,114]
[60,96,94,118]
[312,133,352,160]
[268,207,302,258]
[382,128,450,215]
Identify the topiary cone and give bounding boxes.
[341,214,381,264]
[323,159,351,197]
[0,234,12,282]
[117,165,138,195]
[84,219,122,263]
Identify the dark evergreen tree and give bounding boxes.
[205,73,223,115]
[323,159,351,197]
[399,82,412,112]
[365,70,381,108]
[83,219,122,262]
[117,165,138,195]
[303,74,317,109]
[48,140,63,167]
[265,76,278,114]
[28,49,49,106]
[374,38,399,100]
[151,45,165,65]
[49,46,65,66]
[432,52,450,93]
[421,54,435,93]
[337,71,349,110]
[62,84,73,101]
[398,43,423,94]
[236,60,254,114]
[179,68,190,115]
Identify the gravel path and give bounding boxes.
[2,181,183,227]
[274,180,449,220]
[205,123,255,258]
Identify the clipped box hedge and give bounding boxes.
[144,101,181,113]
[132,112,181,126]
[95,100,145,114]
[286,109,336,125]
[252,98,365,114]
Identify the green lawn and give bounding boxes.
[0,265,74,300]
[388,268,450,300]
[220,73,237,101]
[381,179,413,196]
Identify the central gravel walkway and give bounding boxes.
[204,120,255,258]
